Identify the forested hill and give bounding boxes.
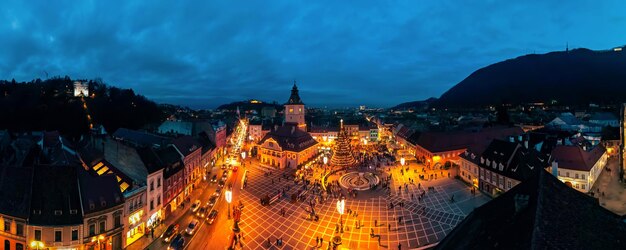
[0,77,165,139]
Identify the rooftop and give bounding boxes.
[436,169,626,249]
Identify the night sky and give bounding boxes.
[2,1,626,108]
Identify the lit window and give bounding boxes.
[289,108,293,113]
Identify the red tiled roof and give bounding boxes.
[259,123,318,152]
[551,145,605,171]
[417,127,524,154]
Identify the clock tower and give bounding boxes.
[284,82,306,130]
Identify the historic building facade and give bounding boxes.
[258,83,318,169]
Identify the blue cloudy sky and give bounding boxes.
[1,1,626,108]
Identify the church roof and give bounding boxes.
[285,83,304,105]
[259,123,317,152]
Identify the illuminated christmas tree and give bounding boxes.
[331,119,357,168]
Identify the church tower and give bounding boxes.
[284,81,306,130]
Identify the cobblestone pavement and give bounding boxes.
[234,160,490,250]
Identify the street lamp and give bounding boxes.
[241,151,246,160]
[323,156,328,165]
[225,189,232,219]
[30,241,44,250]
[336,198,345,233]
[400,157,405,166]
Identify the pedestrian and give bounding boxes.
[268,238,271,246]
[388,223,391,231]
[316,236,319,246]
[398,243,402,250]
[374,219,377,227]
[378,236,382,246]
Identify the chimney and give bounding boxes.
[514,194,529,214]
[551,160,558,177]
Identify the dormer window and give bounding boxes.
[54,210,62,216]
[70,209,78,215]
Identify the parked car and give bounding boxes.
[218,179,225,187]
[196,206,208,218]
[207,196,218,208]
[210,174,218,183]
[185,219,199,235]
[207,210,218,224]
[168,233,185,250]
[190,200,201,213]
[161,224,179,242]
[213,187,222,197]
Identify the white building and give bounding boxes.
[549,144,608,193]
[74,81,89,97]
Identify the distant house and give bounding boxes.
[546,112,602,133]
[459,139,546,197]
[414,126,524,165]
[589,112,619,127]
[549,144,607,193]
[436,169,626,250]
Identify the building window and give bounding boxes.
[4,240,9,250]
[157,195,161,206]
[34,229,41,241]
[582,184,586,190]
[55,231,62,242]
[566,172,569,177]
[507,181,512,189]
[114,213,121,227]
[157,177,161,187]
[16,224,23,236]
[575,183,580,189]
[72,229,78,241]
[89,224,96,236]
[582,174,585,179]
[99,221,105,233]
[575,173,579,179]
[150,181,154,191]
[3,221,9,232]
[16,243,23,250]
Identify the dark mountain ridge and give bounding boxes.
[393,46,626,109]
[435,46,626,108]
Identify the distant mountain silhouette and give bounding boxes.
[391,97,437,110]
[217,100,282,113]
[426,46,626,108]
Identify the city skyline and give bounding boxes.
[2,1,626,109]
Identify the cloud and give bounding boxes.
[1,0,626,108]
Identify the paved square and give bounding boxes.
[235,162,490,250]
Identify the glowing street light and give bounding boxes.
[241,151,246,160]
[323,156,328,165]
[30,241,44,250]
[400,157,406,166]
[225,189,232,219]
[336,198,345,233]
